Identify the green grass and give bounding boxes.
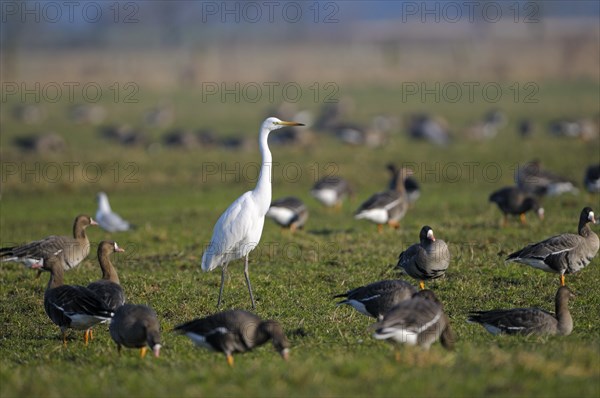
[1,81,599,398]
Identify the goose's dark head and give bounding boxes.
[419,226,435,243]
[260,320,290,360]
[523,197,544,220]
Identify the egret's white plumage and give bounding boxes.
[96,192,132,232]
[201,117,304,308]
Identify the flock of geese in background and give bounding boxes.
[1,116,599,365]
[9,100,600,154]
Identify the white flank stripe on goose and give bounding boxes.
[185,332,214,350]
[266,207,295,225]
[344,300,371,317]
[355,209,388,224]
[312,189,338,206]
[383,198,402,211]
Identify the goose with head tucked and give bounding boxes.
[468,286,574,336]
[372,290,455,358]
[266,196,308,232]
[311,176,353,209]
[334,279,417,320]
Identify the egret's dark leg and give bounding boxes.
[244,254,256,309]
[217,264,227,308]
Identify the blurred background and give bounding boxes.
[2,1,599,86]
[0,0,598,196]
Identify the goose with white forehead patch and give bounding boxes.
[506,207,599,286]
[396,226,451,290]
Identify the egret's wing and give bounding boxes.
[202,192,256,271]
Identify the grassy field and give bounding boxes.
[1,81,599,397]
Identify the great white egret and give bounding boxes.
[201,117,304,308]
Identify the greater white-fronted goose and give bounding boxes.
[96,192,133,233]
[386,164,421,205]
[355,165,410,232]
[87,241,126,311]
[13,132,66,154]
[489,186,544,226]
[35,253,113,345]
[506,207,599,286]
[396,226,451,289]
[465,108,508,141]
[0,215,97,270]
[372,290,454,355]
[266,197,308,232]
[174,310,290,366]
[584,164,600,193]
[407,113,450,146]
[311,176,353,208]
[468,286,574,335]
[516,159,578,196]
[334,279,417,320]
[109,304,161,358]
[548,118,598,141]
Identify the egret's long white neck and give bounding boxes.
[253,127,273,215]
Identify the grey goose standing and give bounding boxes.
[311,176,353,209]
[468,286,574,336]
[506,207,599,286]
[372,290,455,356]
[109,304,161,358]
[0,214,97,270]
[87,241,126,311]
[266,196,308,232]
[396,226,451,289]
[489,186,544,226]
[334,279,417,320]
[355,165,411,232]
[386,163,420,205]
[174,310,290,366]
[34,253,113,345]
